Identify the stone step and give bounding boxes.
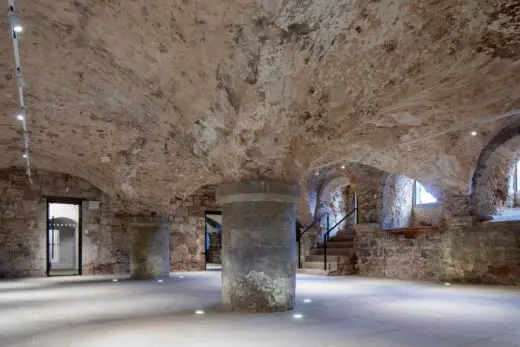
[311,248,353,256]
[302,261,338,270]
[329,235,355,242]
[297,268,332,276]
[306,254,347,262]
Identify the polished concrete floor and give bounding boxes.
[0,272,519,347]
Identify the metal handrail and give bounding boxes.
[297,212,329,268]
[299,212,328,238]
[323,208,358,271]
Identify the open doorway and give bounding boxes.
[47,200,82,276]
[205,211,222,271]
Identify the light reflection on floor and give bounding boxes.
[0,272,519,347]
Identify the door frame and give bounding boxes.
[204,210,222,270]
[46,197,84,277]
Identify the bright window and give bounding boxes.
[415,181,437,205]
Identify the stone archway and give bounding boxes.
[471,118,520,218]
[471,137,520,218]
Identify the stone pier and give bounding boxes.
[217,181,299,312]
[127,215,170,280]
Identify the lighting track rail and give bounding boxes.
[7,0,32,183]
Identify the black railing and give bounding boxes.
[322,208,357,271]
[297,207,358,270]
[297,212,329,269]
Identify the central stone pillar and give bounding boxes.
[217,181,299,312]
[127,215,170,280]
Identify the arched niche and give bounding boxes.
[471,135,520,218]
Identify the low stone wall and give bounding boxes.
[0,168,128,278]
[411,205,442,227]
[170,185,220,271]
[355,222,520,285]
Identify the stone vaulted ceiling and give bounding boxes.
[0,0,519,212]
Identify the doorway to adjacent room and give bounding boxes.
[204,211,222,271]
[46,200,82,276]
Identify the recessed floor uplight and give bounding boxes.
[112,279,118,282]
[158,279,164,283]
[179,275,184,279]
[304,299,312,303]
[293,314,303,319]
[195,310,204,315]
[444,282,451,286]
[470,131,477,136]
[13,25,23,33]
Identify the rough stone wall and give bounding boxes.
[170,185,220,271]
[0,167,128,278]
[382,174,413,228]
[314,164,387,231]
[82,203,130,276]
[355,222,520,285]
[355,178,385,224]
[471,137,520,218]
[411,206,442,227]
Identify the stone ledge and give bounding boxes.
[382,226,439,238]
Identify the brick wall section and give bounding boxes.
[170,185,220,271]
[354,222,520,285]
[0,167,129,278]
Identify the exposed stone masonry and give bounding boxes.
[355,222,520,285]
[170,185,220,271]
[0,167,128,278]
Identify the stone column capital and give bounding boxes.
[217,180,300,205]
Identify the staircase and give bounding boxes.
[299,228,357,276]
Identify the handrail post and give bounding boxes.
[324,213,329,271]
[297,231,301,269]
[354,192,358,225]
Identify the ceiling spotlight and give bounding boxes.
[315,171,319,176]
[341,164,346,169]
[195,310,204,315]
[303,298,312,303]
[22,152,27,159]
[16,114,23,121]
[293,314,303,319]
[7,12,23,34]
[470,131,477,136]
